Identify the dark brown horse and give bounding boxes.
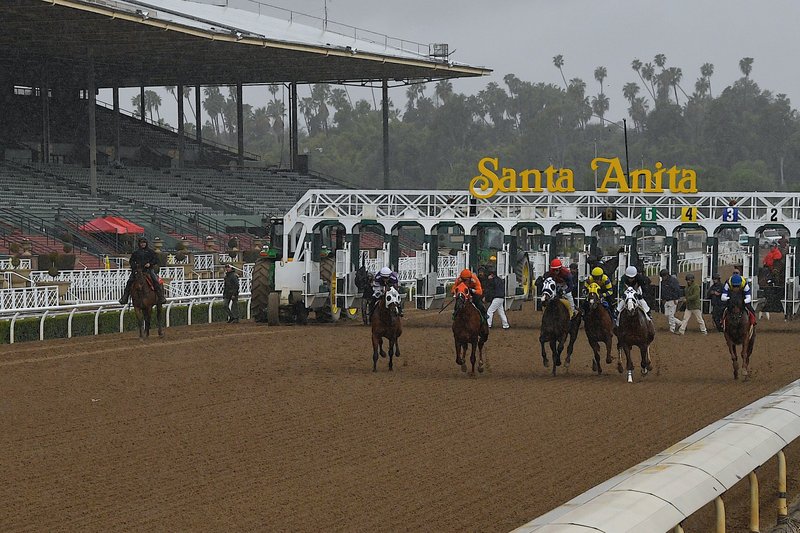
[371,286,402,371]
[616,286,655,382]
[131,267,163,340]
[723,288,756,380]
[452,287,489,375]
[583,282,615,375]
[539,277,580,375]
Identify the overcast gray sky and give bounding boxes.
[286,0,799,122]
[112,1,798,127]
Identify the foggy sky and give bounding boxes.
[287,0,799,121]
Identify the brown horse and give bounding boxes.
[371,286,402,371]
[723,288,756,380]
[539,277,580,375]
[452,287,489,375]
[616,286,655,382]
[131,267,163,340]
[583,283,615,375]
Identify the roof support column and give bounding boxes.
[87,52,97,197]
[236,83,244,167]
[177,83,185,169]
[113,86,120,164]
[195,85,202,160]
[289,82,298,170]
[140,86,146,123]
[382,79,389,189]
[41,71,50,164]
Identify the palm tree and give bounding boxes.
[594,66,607,95]
[700,62,715,97]
[641,62,657,100]
[203,86,225,136]
[434,80,453,106]
[631,58,654,100]
[739,57,754,79]
[591,93,609,125]
[553,54,568,89]
[405,84,424,112]
[694,76,710,98]
[630,96,649,132]
[622,82,640,104]
[144,90,161,121]
[667,66,686,104]
[654,53,667,70]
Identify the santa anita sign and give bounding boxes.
[468,156,698,199]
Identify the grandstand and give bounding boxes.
[0,0,488,267]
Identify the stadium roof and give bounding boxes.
[1,0,491,89]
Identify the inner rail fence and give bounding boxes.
[513,379,800,532]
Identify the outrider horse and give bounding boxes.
[130,266,163,340]
[452,286,489,375]
[371,286,402,371]
[539,277,580,375]
[723,288,756,380]
[583,282,615,375]
[616,286,655,382]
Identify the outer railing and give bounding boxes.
[159,266,185,281]
[167,279,223,298]
[1,286,59,310]
[193,253,215,272]
[0,258,32,270]
[30,269,129,302]
[513,379,800,532]
[0,294,253,344]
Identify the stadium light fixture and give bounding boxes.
[232,30,244,41]
[135,9,149,20]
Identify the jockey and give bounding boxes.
[583,266,614,317]
[371,266,403,316]
[616,265,651,323]
[548,258,577,317]
[452,268,487,318]
[119,236,166,305]
[721,273,756,323]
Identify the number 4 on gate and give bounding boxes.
[680,207,698,222]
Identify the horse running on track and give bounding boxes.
[615,286,655,382]
[723,287,756,380]
[371,286,402,371]
[582,282,615,375]
[452,286,489,376]
[130,266,163,340]
[538,277,580,375]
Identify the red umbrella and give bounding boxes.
[78,216,128,234]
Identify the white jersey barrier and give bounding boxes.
[513,379,800,532]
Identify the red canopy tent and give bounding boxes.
[78,216,144,234]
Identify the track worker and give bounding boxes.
[676,273,707,335]
[119,236,166,305]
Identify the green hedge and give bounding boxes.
[0,301,247,344]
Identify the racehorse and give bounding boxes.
[583,283,615,375]
[371,286,402,371]
[723,287,756,380]
[130,266,163,340]
[616,286,655,383]
[539,277,580,375]
[452,286,489,376]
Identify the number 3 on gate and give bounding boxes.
[680,207,698,222]
[722,207,739,222]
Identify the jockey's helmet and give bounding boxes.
[460,269,473,281]
[625,265,637,278]
[550,258,562,270]
[138,237,148,244]
[591,267,604,278]
[659,268,669,277]
[731,274,744,287]
[379,266,392,277]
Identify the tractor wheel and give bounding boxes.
[250,259,273,322]
[267,292,280,326]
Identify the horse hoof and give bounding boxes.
[641,368,649,376]
[592,360,597,372]
[460,363,467,373]
[733,371,739,380]
[617,364,623,374]
[478,364,484,374]
[606,356,613,364]
[543,358,549,368]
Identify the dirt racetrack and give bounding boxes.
[1,303,800,532]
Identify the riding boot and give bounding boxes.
[156,285,167,305]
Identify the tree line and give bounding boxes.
[148,54,800,192]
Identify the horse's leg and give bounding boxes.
[588,339,602,374]
[469,341,477,376]
[565,318,580,367]
[387,336,394,372]
[624,346,634,383]
[551,338,561,368]
[379,337,387,358]
[144,307,151,338]
[616,340,624,374]
[135,308,144,340]
[539,336,549,368]
[743,330,755,378]
[730,342,740,380]
[372,332,380,372]
[640,344,651,376]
